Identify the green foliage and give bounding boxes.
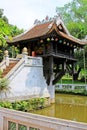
[0,101,12,109]
[74,46,87,71]
[0,77,10,97]
[0,9,8,23]
[0,8,24,61]
[0,70,3,78]
[56,0,87,39]
[58,78,85,84]
[74,49,83,67]
[55,88,87,96]
[7,45,19,58]
[67,22,85,38]
[0,98,46,112]
[0,50,3,62]
[56,0,87,73]
[0,69,10,97]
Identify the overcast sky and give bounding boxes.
[0,0,72,30]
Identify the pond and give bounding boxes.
[31,94,87,123]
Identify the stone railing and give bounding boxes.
[5,56,42,80]
[0,60,6,71]
[0,58,19,72]
[25,56,42,66]
[44,49,76,60]
[5,58,25,80]
[0,108,87,130]
[55,84,87,91]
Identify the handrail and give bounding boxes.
[0,60,6,70]
[4,56,42,79]
[0,58,20,71]
[9,58,20,61]
[0,108,87,130]
[55,83,87,94]
[5,58,25,79]
[56,83,87,88]
[45,49,76,60]
[56,83,87,86]
[26,56,42,66]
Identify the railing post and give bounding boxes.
[4,50,9,66]
[27,126,29,130]
[16,123,18,130]
[86,85,87,90]
[0,111,4,130]
[72,84,75,90]
[60,84,62,89]
[22,47,28,63]
[3,118,8,130]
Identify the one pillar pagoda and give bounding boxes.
[7,17,86,102]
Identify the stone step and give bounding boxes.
[2,61,18,77]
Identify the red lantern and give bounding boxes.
[32,51,36,57]
[55,38,58,41]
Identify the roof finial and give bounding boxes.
[45,15,49,21]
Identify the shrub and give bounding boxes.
[0,97,46,112]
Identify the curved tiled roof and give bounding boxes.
[7,21,54,43]
[7,19,86,45]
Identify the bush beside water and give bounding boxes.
[56,77,87,96]
[55,89,87,96]
[0,98,47,112]
[55,84,87,96]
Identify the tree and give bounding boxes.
[56,0,87,70]
[0,9,8,23]
[56,0,87,39]
[0,9,24,61]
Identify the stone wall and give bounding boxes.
[4,56,50,101]
[0,49,55,102]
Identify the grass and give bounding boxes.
[58,78,85,84]
[57,73,86,84]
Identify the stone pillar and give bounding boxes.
[47,56,55,103]
[4,50,9,66]
[47,83,55,103]
[64,61,66,70]
[22,47,28,63]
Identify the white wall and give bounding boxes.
[8,57,50,99]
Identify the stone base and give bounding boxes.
[50,98,55,103]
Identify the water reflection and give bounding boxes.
[32,94,87,123]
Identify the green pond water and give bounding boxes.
[32,94,87,123]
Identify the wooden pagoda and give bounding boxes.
[7,18,86,86]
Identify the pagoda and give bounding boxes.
[7,17,86,89]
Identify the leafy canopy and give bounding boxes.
[56,0,87,71]
[56,0,87,39]
[0,9,24,61]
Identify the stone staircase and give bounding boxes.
[2,61,18,78]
